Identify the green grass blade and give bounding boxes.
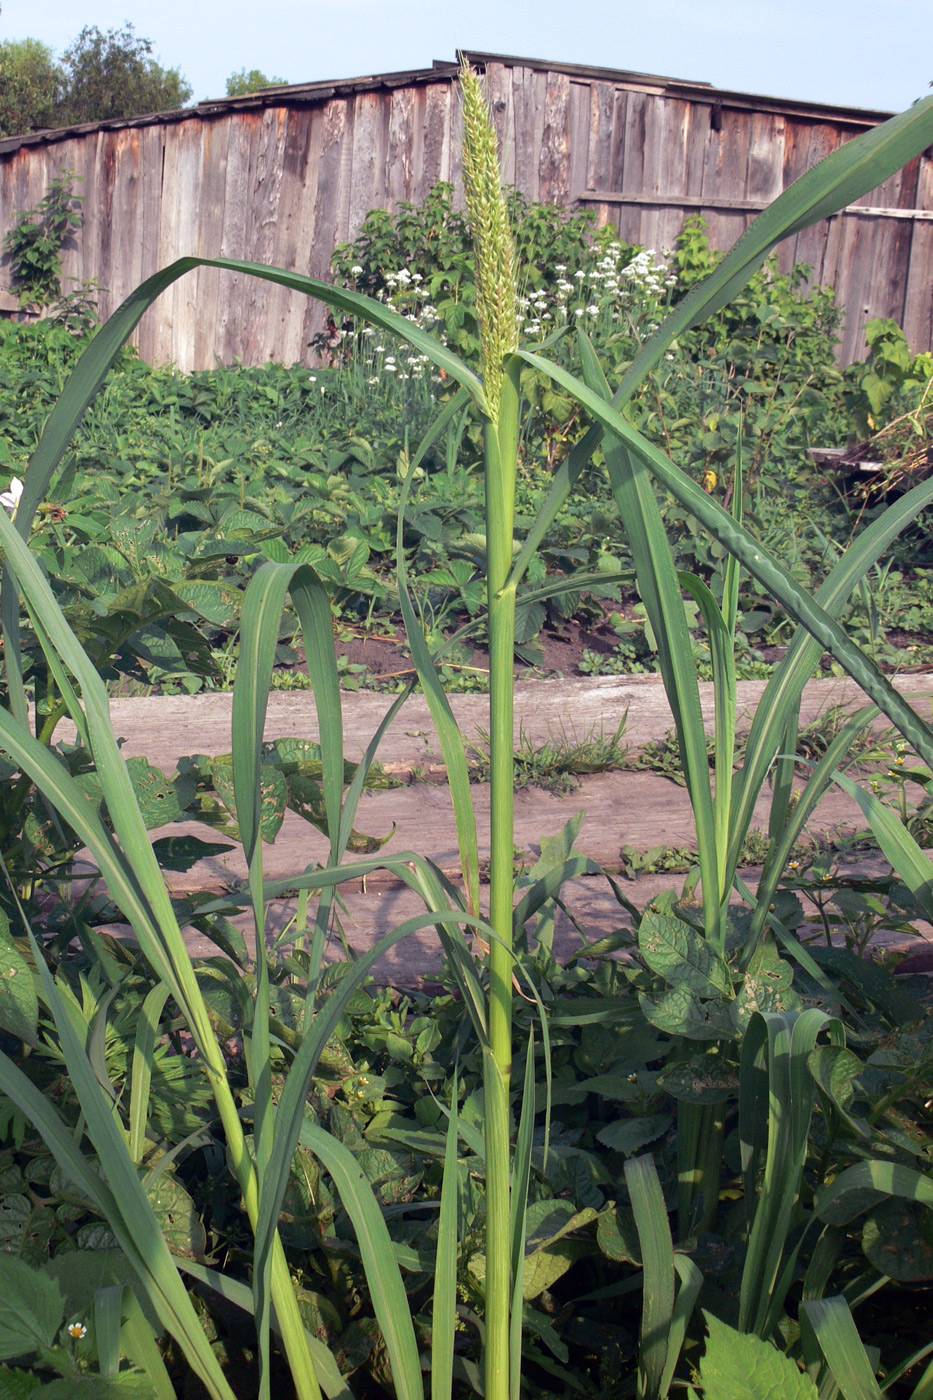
[176,1260,355,1400]
[832,771,933,920]
[300,1116,425,1400]
[800,1297,883,1400]
[727,473,933,872]
[626,1153,675,1400]
[611,93,933,404]
[660,1255,703,1399]
[509,1029,537,1400]
[251,902,493,1382]
[120,1286,177,1400]
[739,1010,842,1335]
[94,1284,124,1376]
[678,572,736,898]
[432,1068,460,1400]
[396,391,481,917]
[0,985,237,1399]
[129,982,172,1164]
[519,352,933,776]
[338,687,412,860]
[742,707,879,959]
[576,330,720,941]
[814,1160,933,1225]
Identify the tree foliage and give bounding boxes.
[0,37,62,137]
[0,24,193,136]
[225,68,287,97]
[54,24,192,126]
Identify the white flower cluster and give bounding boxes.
[517,241,676,341]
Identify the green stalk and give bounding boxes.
[459,61,521,1400]
[484,369,520,1400]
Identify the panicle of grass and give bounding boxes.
[458,61,519,424]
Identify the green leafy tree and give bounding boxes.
[225,68,287,96]
[0,37,63,136]
[54,24,192,126]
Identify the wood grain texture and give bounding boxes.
[0,65,927,365]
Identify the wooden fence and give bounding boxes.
[0,50,929,370]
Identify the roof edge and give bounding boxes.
[0,50,896,154]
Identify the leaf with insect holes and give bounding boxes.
[863,1200,933,1281]
[808,1044,870,1142]
[639,910,732,998]
[639,985,735,1042]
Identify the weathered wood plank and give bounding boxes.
[700,104,750,250]
[903,153,933,351]
[509,65,542,197]
[539,70,571,206]
[419,81,452,198]
[192,117,231,368]
[167,118,206,371]
[386,85,417,208]
[132,124,166,362]
[0,67,927,367]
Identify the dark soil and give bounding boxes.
[325,618,631,687]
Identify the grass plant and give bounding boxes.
[1,61,933,1400]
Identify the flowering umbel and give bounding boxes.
[458,61,519,425]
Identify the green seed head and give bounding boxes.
[459,61,519,424]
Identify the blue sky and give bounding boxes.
[8,0,931,114]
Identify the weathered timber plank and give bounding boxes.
[192,117,231,368]
[167,119,205,371]
[133,124,167,362]
[700,104,750,249]
[55,674,933,780]
[419,81,452,198]
[348,90,388,241]
[215,113,260,365]
[144,766,869,898]
[903,153,933,351]
[539,71,571,205]
[510,66,543,198]
[387,85,417,208]
[485,61,515,187]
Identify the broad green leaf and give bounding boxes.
[862,1201,933,1281]
[808,1045,870,1143]
[0,1255,63,1360]
[150,836,235,872]
[146,1172,207,1261]
[639,911,732,997]
[597,1114,673,1156]
[639,985,735,1042]
[696,1312,818,1400]
[596,1205,640,1264]
[0,927,38,1049]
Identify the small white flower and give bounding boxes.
[0,477,23,516]
[574,307,584,317]
[350,264,363,275]
[67,1321,87,1340]
[574,270,586,280]
[587,305,600,316]
[555,263,566,272]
